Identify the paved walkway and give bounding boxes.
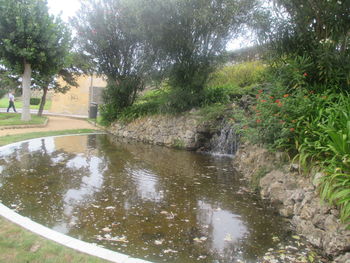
[0,115,98,137]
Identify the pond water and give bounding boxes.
[0,134,293,262]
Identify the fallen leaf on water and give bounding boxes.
[292,235,300,240]
[102,227,112,232]
[105,206,115,210]
[163,249,178,254]
[154,239,164,245]
[272,236,280,242]
[224,233,233,242]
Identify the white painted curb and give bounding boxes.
[0,204,152,263]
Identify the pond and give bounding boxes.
[0,134,293,262]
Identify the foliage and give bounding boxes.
[29,98,41,105]
[259,0,350,91]
[0,67,20,97]
[248,84,350,223]
[208,61,266,90]
[72,0,154,121]
[0,0,72,120]
[138,0,260,111]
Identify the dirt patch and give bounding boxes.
[0,116,97,137]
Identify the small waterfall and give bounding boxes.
[209,121,239,156]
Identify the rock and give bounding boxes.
[312,172,324,188]
[290,163,299,172]
[324,215,339,233]
[334,252,350,263]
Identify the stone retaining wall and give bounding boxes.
[234,144,350,262]
[107,114,216,150]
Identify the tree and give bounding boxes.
[0,0,71,121]
[71,0,155,122]
[258,0,350,90]
[139,0,260,111]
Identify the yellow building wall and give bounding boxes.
[50,75,107,116]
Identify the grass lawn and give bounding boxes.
[0,97,52,110]
[0,217,107,263]
[0,129,108,262]
[0,113,47,126]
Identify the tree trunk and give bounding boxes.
[37,86,48,117]
[21,62,31,121]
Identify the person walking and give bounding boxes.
[7,91,17,113]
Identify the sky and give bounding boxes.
[47,0,81,22]
[46,0,251,51]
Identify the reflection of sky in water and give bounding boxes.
[197,200,247,252]
[66,155,89,170]
[0,138,56,159]
[28,138,55,154]
[55,156,106,233]
[51,154,66,164]
[127,168,164,202]
[0,144,19,157]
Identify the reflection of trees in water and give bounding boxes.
[0,138,91,227]
[0,134,290,262]
[99,135,289,261]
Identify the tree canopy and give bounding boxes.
[0,0,71,120]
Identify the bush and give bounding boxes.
[100,78,144,124]
[30,98,41,105]
[248,86,350,224]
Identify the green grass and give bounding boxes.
[0,128,107,262]
[0,217,107,263]
[0,97,52,110]
[0,113,47,126]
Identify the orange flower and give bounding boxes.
[256,119,261,123]
[256,95,260,99]
[283,94,289,98]
[269,96,274,99]
[290,128,295,132]
[275,99,280,103]
[243,125,248,130]
[258,89,263,94]
[260,99,267,103]
[303,73,308,77]
[277,102,283,107]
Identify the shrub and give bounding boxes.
[30,98,41,105]
[249,87,350,224]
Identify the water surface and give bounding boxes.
[0,134,292,262]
